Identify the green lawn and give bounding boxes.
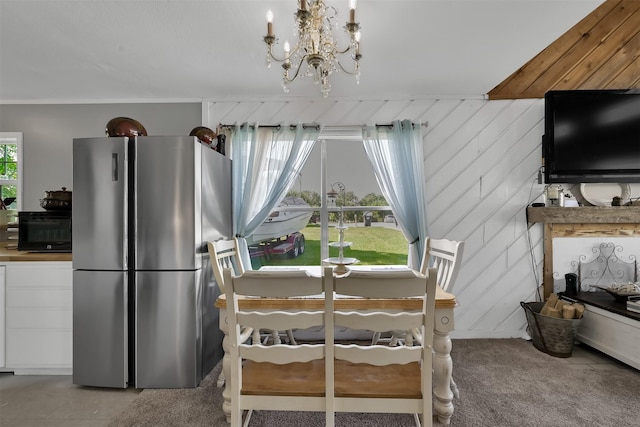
[250,224,409,269]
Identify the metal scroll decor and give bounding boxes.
[567,242,638,292]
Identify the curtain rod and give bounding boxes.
[217,123,320,131]
[217,122,428,130]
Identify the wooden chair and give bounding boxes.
[419,237,464,293]
[207,238,296,389]
[208,238,246,292]
[328,267,437,427]
[223,267,327,427]
[373,237,464,343]
[420,237,463,399]
[208,238,296,346]
[224,266,437,427]
[208,239,255,388]
[372,238,464,398]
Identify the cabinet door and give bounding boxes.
[0,265,5,368]
[5,262,72,371]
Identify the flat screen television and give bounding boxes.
[543,89,640,183]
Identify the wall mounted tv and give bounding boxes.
[543,89,640,183]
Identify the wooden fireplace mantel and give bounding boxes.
[526,206,640,298]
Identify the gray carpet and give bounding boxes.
[108,339,640,426]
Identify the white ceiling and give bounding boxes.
[0,0,601,103]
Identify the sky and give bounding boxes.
[295,140,381,200]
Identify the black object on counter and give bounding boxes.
[564,273,578,296]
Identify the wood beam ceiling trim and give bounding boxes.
[544,5,640,93]
[580,28,640,89]
[487,0,640,100]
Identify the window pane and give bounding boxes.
[0,143,18,179]
[0,133,22,211]
[248,138,408,269]
[324,141,406,267]
[1,185,18,208]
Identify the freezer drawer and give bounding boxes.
[73,270,128,388]
[135,270,201,388]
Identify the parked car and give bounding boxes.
[384,215,395,223]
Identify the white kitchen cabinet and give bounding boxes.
[2,261,72,374]
[0,265,5,368]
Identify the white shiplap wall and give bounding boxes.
[204,98,547,338]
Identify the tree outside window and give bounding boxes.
[0,133,22,210]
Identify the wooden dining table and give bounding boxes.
[214,265,457,425]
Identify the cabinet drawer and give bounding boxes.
[5,262,72,288]
[6,309,72,329]
[6,330,72,367]
[6,288,72,309]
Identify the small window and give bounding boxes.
[0,132,23,210]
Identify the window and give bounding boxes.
[248,135,407,268]
[0,132,22,210]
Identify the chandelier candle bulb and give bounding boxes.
[300,0,307,11]
[266,10,274,36]
[349,0,356,23]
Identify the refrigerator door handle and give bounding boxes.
[112,153,119,181]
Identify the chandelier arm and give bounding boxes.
[266,43,305,64]
[283,54,308,83]
[336,59,359,75]
[265,44,290,64]
[334,45,353,55]
[288,44,304,59]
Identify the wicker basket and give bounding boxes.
[520,301,582,358]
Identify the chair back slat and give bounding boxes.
[240,344,325,365]
[334,344,422,366]
[234,270,322,297]
[335,311,423,333]
[334,269,428,298]
[238,311,324,332]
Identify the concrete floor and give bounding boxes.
[0,373,140,427]
[0,343,625,426]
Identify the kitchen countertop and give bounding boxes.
[0,244,72,262]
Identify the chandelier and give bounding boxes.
[263,0,362,98]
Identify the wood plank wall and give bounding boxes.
[204,98,545,338]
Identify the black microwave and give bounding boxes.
[18,211,72,252]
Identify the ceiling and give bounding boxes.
[0,0,603,103]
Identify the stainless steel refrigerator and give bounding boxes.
[72,136,231,388]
